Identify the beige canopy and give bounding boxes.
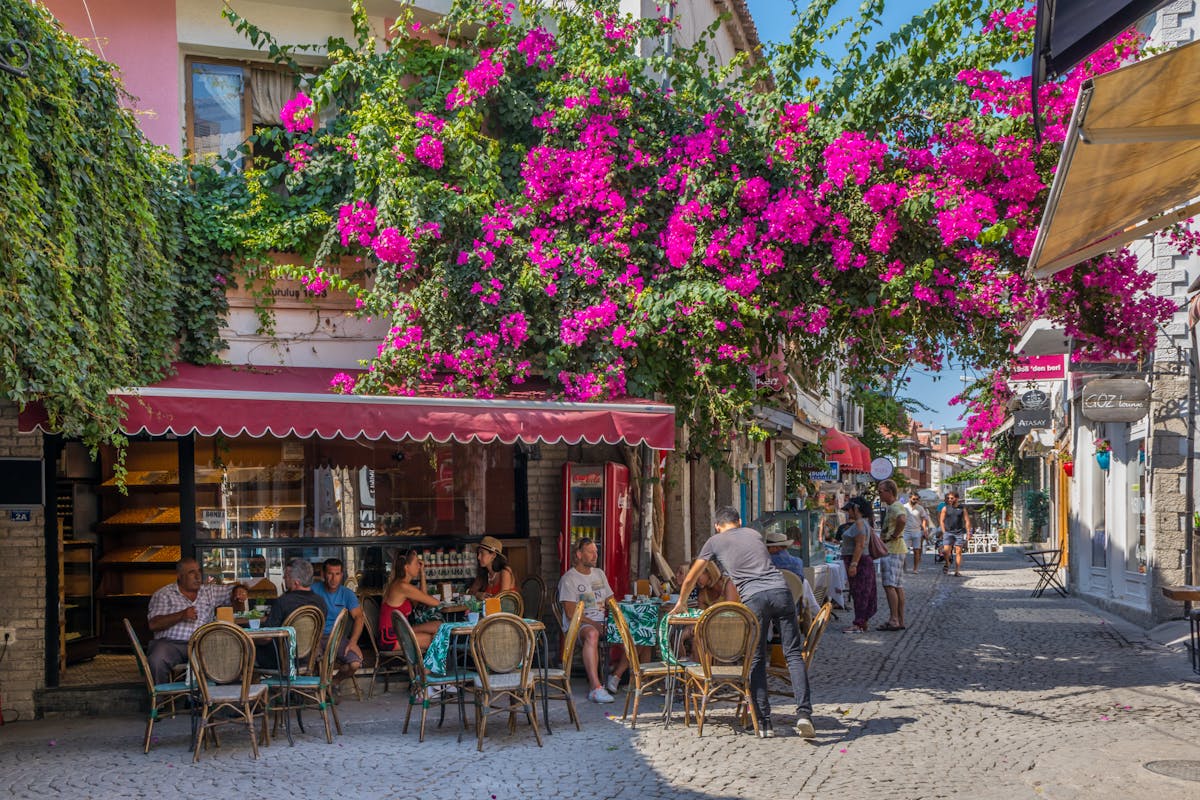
[1028,38,1200,278]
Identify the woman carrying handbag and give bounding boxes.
[840,497,879,634]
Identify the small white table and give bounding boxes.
[825,560,849,608]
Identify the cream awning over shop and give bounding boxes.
[1028,38,1200,278]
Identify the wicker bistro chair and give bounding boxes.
[393,611,477,742]
[283,605,325,675]
[495,589,524,616]
[685,602,761,737]
[520,574,546,622]
[606,598,675,728]
[123,618,192,754]
[263,610,349,743]
[470,613,543,751]
[359,595,409,698]
[532,599,584,731]
[188,621,270,762]
[768,601,832,697]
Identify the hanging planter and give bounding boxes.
[1061,459,1074,477]
[1094,438,1111,470]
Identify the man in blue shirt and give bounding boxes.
[311,558,365,689]
[765,529,805,575]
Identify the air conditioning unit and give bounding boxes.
[841,398,864,435]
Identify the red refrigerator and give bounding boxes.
[560,462,632,601]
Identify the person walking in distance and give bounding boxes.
[939,492,972,576]
[903,493,931,573]
[876,480,907,631]
[673,506,816,739]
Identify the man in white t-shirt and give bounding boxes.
[557,537,628,703]
[902,494,932,573]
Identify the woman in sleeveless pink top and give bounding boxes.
[379,549,442,650]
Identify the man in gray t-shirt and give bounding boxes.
[672,506,815,739]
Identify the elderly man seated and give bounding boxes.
[765,529,820,621]
[146,559,244,684]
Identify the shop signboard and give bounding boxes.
[1081,378,1151,422]
[808,461,840,483]
[1013,409,1053,434]
[1010,355,1066,382]
[1021,389,1049,410]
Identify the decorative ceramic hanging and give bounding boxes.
[1096,451,1111,470]
[1062,459,1074,477]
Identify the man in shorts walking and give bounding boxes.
[902,493,931,573]
[939,492,972,576]
[877,480,907,631]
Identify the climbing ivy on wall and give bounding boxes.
[0,0,228,454]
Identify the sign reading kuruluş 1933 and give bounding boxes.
[1081,378,1151,422]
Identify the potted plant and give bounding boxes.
[1094,438,1111,470]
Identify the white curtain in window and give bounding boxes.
[251,68,296,126]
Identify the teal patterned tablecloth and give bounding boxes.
[423,621,474,676]
[606,601,663,646]
[658,609,702,666]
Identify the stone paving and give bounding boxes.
[1,550,1198,799]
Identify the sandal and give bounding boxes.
[842,626,866,634]
[876,622,904,632]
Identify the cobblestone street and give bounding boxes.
[2,550,1197,799]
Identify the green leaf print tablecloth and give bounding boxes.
[422,621,474,676]
[606,601,663,646]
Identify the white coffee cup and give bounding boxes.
[669,594,679,603]
[467,611,480,624]
[248,617,261,630]
[623,594,632,602]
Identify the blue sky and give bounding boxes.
[745,0,969,428]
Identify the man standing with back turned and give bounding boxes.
[673,506,815,739]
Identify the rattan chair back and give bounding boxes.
[605,597,642,672]
[320,609,350,680]
[124,618,157,693]
[779,570,805,607]
[471,613,533,692]
[801,602,833,668]
[559,599,586,672]
[282,605,325,673]
[520,574,546,621]
[359,595,382,642]
[695,601,758,679]
[392,610,427,684]
[190,622,253,701]
[495,589,524,616]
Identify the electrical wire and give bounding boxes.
[79,0,107,61]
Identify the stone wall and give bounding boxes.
[0,403,46,721]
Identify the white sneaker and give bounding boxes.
[605,674,621,694]
[794,717,816,739]
[589,687,616,703]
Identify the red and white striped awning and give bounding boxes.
[19,363,677,450]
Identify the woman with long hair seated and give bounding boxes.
[378,549,443,651]
[467,535,515,598]
[676,561,740,660]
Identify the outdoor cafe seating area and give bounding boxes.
[119,574,832,759]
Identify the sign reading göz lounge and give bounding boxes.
[1081,378,1151,423]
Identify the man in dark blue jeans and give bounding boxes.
[673,506,815,739]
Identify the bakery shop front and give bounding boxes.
[21,363,674,685]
